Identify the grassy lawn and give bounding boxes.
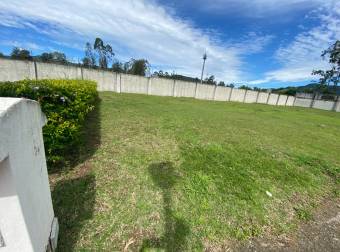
[51,92,340,251]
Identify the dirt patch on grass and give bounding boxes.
[231,197,340,251]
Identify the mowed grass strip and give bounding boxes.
[51,92,340,251]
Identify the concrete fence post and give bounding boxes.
[284,95,289,106]
[172,79,176,97]
[266,92,271,104]
[243,90,248,103]
[116,73,121,93]
[194,82,198,98]
[147,77,152,95]
[213,85,217,100]
[33,61,38,80]
[310,93,316,108]
[228,88,233,101]
[80,67,84,80]
[276,94,280,105]
[255,91,260,103]
[332,96,339,111]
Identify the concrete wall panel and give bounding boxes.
[230,88,246,102]
[257,92,269,104]
[267,93,279,105]
[286,96,295,106]
[277,95,288,106]
[244,90,258,103]
[312,99,335,111]
[150,77,174,96]
[195,84,215,100]
[214,86,232,101]
[120,73,148,94]
[174,80,196,98]
[36,62,82,80]
[0,58,35,81]
[294,98,313,108]
[83,68,118,91]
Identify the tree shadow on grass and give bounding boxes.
[141,162,190,252]
[49,97,102,173]
[52,174,96,252]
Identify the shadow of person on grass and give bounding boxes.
[141,162,190,252]
[51,174,96,252]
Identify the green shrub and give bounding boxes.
[0,79,98,167]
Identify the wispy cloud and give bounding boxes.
[192,0,328,18]
[249,0,340,84]
[0,0,273,82]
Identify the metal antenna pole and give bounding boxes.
[200,52,207,84]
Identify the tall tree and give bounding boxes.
[205,75,216,85]
[127,59,149,76]
[82,42,96,67]
[94,38,114,69]
[312,40,340,88]
[10,47,32,60]
[39,51,67,63]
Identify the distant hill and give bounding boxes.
[272,83,340,96]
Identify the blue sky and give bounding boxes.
[0,0,339,88]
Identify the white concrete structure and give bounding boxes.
[229,88,246,102]
[312,100,335,111]
[150,78,174,96]
[257,92,269,104]
[0,98,58,252]
[214,86,232,101]
[2,58,339,112]
[286,96,295,106]
[277,95,288,106]
[294,98,313,108]
[36,62,82,80]
[267,94,279,105]
[174,81,196,98]
[195,84,215,100]
[0,59,35,81]
[244,90,258,103]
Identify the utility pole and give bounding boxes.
[200,52,207,84]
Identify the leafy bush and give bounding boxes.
[0,79,98,167]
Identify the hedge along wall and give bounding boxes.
[0,79,98,167]
[1,58,339,112]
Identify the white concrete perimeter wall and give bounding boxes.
[294,98,313,108]
[244,90,258,103]
[286,96,295,106]
[312,100,335,111]
[257,92,269,104]
[0,58,35,81]
[121,73,148,94]
[150,77,174,96]
[36,62,82,80]
[277,95,288,106]
[267,93,279,105]
[214,86,232,101]
[0,59,337,112]
[83,68,118,92]
[174,80,196,98]
[195,84,215,100]
[230,88,246,102]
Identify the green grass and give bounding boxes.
[51,92,340,251]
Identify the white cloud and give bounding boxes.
[249,0,340,85]
[190,0,328,19]
[0,0,272,82]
